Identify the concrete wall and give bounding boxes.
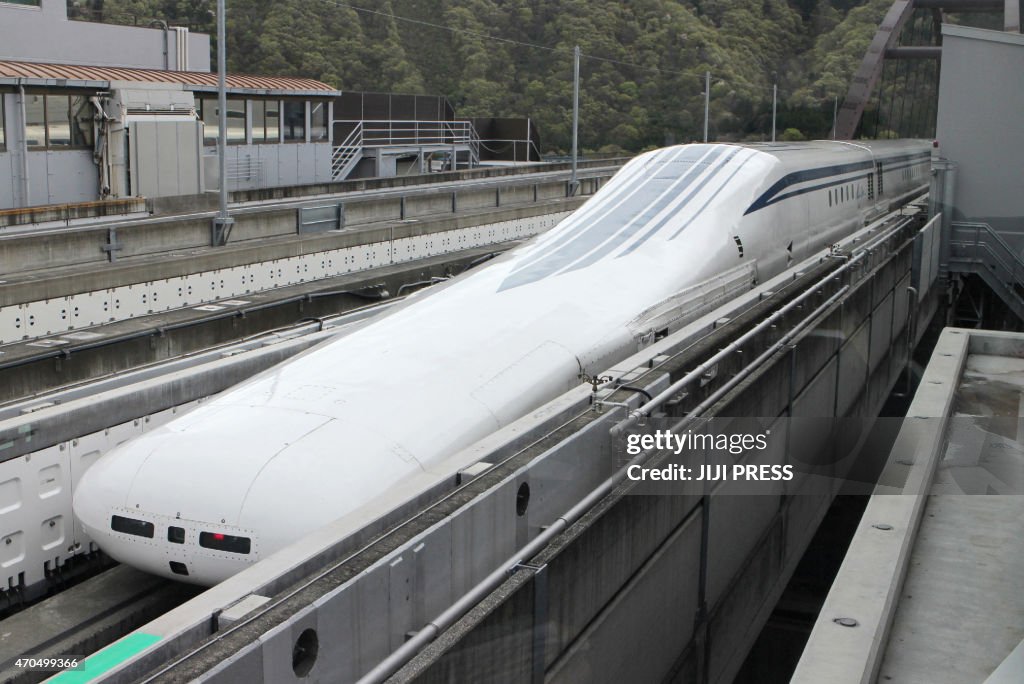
[0,0,210,71]
[936,25,1024,233]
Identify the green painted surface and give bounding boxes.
[49,632,162,683]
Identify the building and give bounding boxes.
[0,0,342,211]
[0,0,534,214]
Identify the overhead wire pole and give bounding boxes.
[570,45,580,196]
[832,96,838,139]
[212,0,234,246]
[771,81,777,142]
[703,70,710,143]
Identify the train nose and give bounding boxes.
[73,444,185,579]
[73,405,333,584]
[74,456,259,585]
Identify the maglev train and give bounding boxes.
[74,139,931,585]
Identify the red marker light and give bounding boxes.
[213,533,225,541]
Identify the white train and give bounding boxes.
[74,140,931,585]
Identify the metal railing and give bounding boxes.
[948,220,1024,316]
[331,119,482,180]
[477,137,544,164]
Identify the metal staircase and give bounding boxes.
[331,122,364,181]
[948,221,1024,322]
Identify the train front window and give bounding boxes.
[111,515,154,538]
[199,531,251,554]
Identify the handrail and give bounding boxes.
[329,119,487,174]
[949,240,1024,293]
[950,220,1024,293]
[952,221,1024,276]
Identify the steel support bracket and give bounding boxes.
[212,216,235,247]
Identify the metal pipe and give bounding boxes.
[686,286,850,416]
[938,160,957,272]
[16,82,30,208]
[884,46,942,59]
[892,285,919,398]
[359,280,852,683]
[216,0,229,224]
[149,20,169,70]
[610,221,907,438]
[356,407,653,684]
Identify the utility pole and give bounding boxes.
[570,45,580,196]
[831,96,839,140]
[212,0,234,246]
[771,82,778,143]
[703,70,710,143]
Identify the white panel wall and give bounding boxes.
[0,212,571,344]
[0,400,205,591]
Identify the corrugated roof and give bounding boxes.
[0,60,335,92]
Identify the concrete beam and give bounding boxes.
[790,329,969,684]
[913,0,1003,9]
[884,46,942,58]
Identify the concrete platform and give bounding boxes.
[793,328,1024,684]
[878,494,1024,683]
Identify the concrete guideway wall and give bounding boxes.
[391,219,938,684]
[0,202,581,345]
[0,206,941,682]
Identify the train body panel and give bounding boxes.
[74,140,931,584]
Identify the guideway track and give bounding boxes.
[90,205,929,683]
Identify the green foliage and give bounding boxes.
[68,0,911,151]
[780,127,805,140]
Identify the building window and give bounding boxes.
[283,100,305,142]
[227,98,246,144]
[0,97,5,151]
[199,96,218,145]
[310,101,328,142]
[46,94,72,146]
[25,94,46,147]
[71,96,92,147]
[252,100,280,143]
[199,96,247,146]
[23,93,92,149]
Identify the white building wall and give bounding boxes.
[936,24,1024,232]
[210,143,334,191]
[26,150,98,206]
[0,0,210,71]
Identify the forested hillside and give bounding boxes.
[68,0,896,152]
